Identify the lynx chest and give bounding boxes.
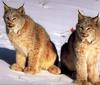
[8,32,34,56]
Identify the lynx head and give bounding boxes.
[76,11,99,43]
[3,2,25,33]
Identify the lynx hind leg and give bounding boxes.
[60,43,76,79]
[61,43,75,71]
[46,41,61,74]
[11,51,26,71]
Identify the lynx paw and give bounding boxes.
[48,65,61,75]
[24,67,40,75]
[94,82,100,85]
[10,64,23,71]
[76,80,88,85]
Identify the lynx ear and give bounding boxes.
[78,10,84,21]
[92,13,99,24]
[3,2,10,13]
[17,4,25,15]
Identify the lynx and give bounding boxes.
[61,11,100,85]
[3,2,61,75]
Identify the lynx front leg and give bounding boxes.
[88,58,100,85]
[76,55,88,85]
[24,51,41,74]
[11,51,26,71]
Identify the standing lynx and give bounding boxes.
[61,11,100,85]
[3,2,61,75]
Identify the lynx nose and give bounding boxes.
[81,32,88,37]
[7,21,15,28]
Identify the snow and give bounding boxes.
[0,0,100,85]
[0,60,76,85]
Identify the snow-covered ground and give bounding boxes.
[0,0,100,85]
[0,60,75,85]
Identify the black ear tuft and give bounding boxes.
[78,10,84,21]
[3,1,11,13]
[92,13,99,25]
[17,4,25,15]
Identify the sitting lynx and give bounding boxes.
[61,11,100,85]
[3,2,61,75]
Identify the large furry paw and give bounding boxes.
[48,65,61,75]
[76,80,88,85]
[24,67,40,75]
[10,64,23,71]
[94,82,100,85]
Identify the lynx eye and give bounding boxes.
[80,27,84,31]
[12,17,16,20]
[86,27,91,30]
[6,16,10,20]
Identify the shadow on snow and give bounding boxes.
[0,48,16,65]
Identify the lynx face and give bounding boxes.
[3,3,25,33]
[76,12,99,43]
